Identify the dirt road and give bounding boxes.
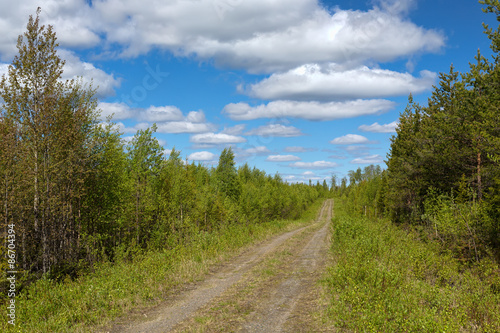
[107,199,333,332]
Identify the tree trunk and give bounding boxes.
[136,187,140,245]
[34,151,39,232]
[477,151,482,201]
[42,214,47,274]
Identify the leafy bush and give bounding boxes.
[322,200,500,332]
[422,188,494,262]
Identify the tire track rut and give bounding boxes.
[106,199,332,333]
[241,199,332,332]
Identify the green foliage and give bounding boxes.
[383,1,500,257]
[126,124,164,246]
[338,165,384,218]
[480,0,500,55]
[385,95,427,222]
[82,122,129,263]
[0,8,99,276]
[323,200,500,332]
[421,188,494,262]
[216,147,241,201]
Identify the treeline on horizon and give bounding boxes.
[0,10,327,293]
[336,0,500,263]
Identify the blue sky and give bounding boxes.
[1,0,497,184]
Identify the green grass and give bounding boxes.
[322,199,500,332]
[0,199,324,332]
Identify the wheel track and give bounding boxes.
[106,200,332,333]
[240,199,332,332]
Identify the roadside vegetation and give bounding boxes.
[323,196,500,332]
[0,9,329,331]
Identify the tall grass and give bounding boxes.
[0,199,323,332]
[322,199,500,332]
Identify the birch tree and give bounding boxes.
[0,9,99,275]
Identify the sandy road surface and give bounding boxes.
[241,200,332,332]
[106,199,333,333]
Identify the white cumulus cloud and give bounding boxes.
[221,124,246,135]
[351,154,384,164]
[97,103,215,134]
[58,50,121,98]
[234,145,272,162]
[178,3,444,73]
[266,155,301,162]
[245,124,303,137]
[289,161,339,169]
[140,106,184,122]
[330,134,371,145]
[190,132,247,145]
[245,146,271,155]
[358,121,399,133]
[99,102,136,121]
[284,146,317,153]
[224,100,394,121]
[0,0,444,74]
[156,121,215,134]
[245,64,436,101]
[188,151,217,161]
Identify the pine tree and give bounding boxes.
[386,95,426,222]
